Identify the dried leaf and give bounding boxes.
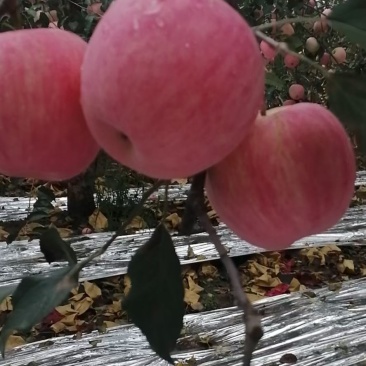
[5,335,25,352]
[83,281,102,299]
[74,297,93,315]
[88,209,108,232]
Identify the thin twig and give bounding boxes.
[188,172,263,366]
[253,16,319,32]
[70,179,166,277]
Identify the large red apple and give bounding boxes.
[205,103,356,250]
[0,28,99,181]
[81,0,264,179]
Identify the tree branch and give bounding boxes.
[187,172,263,366]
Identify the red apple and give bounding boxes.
[320,52,331,67]
[283,99,296,106]
[260,40,277,61]
[284,54,300,69]
[81,0,264,180]
[289,84,305,100]
[0,28,99,181]
[206,103,356,250]
[280,23,295,37]
[332,47,347,64]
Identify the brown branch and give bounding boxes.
[187,172,263,366]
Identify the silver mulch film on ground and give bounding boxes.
[0,276,366,365]
[0,204,365,291]
[1,170,366,221]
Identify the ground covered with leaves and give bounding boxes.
[0,171,366,352]
[1,243,366,352]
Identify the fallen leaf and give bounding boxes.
[186,245,196,259]
[265,283,290,297]
[200,264,218,278]
[123,276,131,296]
[19,222,44,237]
[0,296,12,312]
[88,209,108,232]
[70,293,85,302]
[165,213,181,229]
[0,228,9,241]
[245,293,265,303]
[184,289,200,305]
[5,335,25,351]
[103,321,119,328]
[57,227,74,239]
[125,216,146,233]
[105,300,122,314]
[187,276,204,294]
[51,321,66,334]
[74,297,93,315]
[83,281,102,299]
[289,277,302,292]
[55,304,77,316]
[254,274,282,288]
[190,302,204,311]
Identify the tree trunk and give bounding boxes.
[67,157,99,221]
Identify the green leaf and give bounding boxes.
[0,267,78,357]
[265,71,285,90]
[33,198,54,212]
[39,227,78,265]
[37,186,56,202]
[326,72,366,151]
[329,0,366,50]
[123,224,184,364]
[27,210,49,223]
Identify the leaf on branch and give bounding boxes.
[39,227,78,265]
[329,0,366,50]
[265,71,285,90]
[27,210,50,223]
[123,224,184,364]
[0,266,79,357]
[326,72,366,152]
[37,186,56,202]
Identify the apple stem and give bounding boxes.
[185,171,264,366]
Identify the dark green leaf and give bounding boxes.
[36,186,56,202]
[33,198,54,212]
[0,267,78,357]
[329,0,366,50]
[39,227,78,265]
[27,210,49,223]
[5,219,25,244]
[265,71,285,90]
[285,35,304,51]
[326,72,366,151]
[101,0,113,12]
[36,12,50,28]
[123,224,184,364]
